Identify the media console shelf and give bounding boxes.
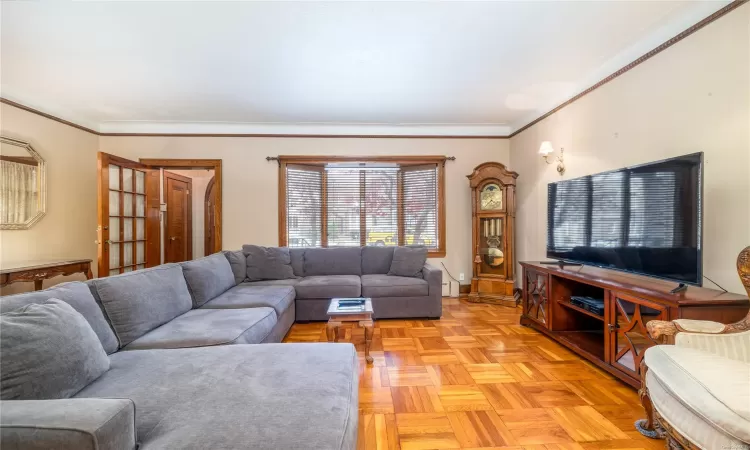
[520,261,749,388]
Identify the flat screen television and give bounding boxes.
[546,152,703,286]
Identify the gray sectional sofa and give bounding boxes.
[0,252,358,450]
[228,245,443,321]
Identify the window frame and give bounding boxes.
[278,155,447,258]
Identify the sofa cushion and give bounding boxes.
[202,284,295,317]
[304,247,362,276]
[361,274,429,298]
[290,248,306,276]
[182,253,237,307]
[1,299,110,400]
[242,278,300,287]
[645,345,750,442]
[362,246,395,274]
[388,246,427,278]
[0,398,136,450]
[75,344,358,450]
[124,307,277,350]
[243,245,297,281]
[92,264,193,347]
[224,250,247,284]
[0,281,118,355]
[296,275,361,299]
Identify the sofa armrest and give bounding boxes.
[1,398,137,450]
[647,315,750,343]
[675,329,750,363]
[421,263,442,295]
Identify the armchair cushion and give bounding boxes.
[644,345,750,443]
[673,319,726,334]
[0,398,136,450]
[645,370,747,450]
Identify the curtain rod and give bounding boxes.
[266,156,456,165]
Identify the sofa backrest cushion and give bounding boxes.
[224,250,247,284]
[91,264,192,347]
[289,248,306,276]
[387,246,427,278]
[303,247,362,276]
[182,253,236,307]
[0,299,110,400]
[362,247,395,274]
[0,282,118,355]
[243,245,297,281]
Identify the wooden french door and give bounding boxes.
[164,171,192,263]
[97,153,160,277]
[204,176,216,256]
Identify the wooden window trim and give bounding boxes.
[278,156,446,258]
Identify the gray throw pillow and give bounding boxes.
[242,245,297,281]
[224,250,247,284]
[182,253,237,307]
[0,299,110,400]
[387,246,427,278]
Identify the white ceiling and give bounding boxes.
[0,1,730,136]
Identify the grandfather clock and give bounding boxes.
[467,163,519,306]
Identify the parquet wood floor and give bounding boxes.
[284,298,664,450]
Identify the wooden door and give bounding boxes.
[97,152,160,277]
[608,291,667,378]
[164,171,192,263]
[204,176,216,256]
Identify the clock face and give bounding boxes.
[480,184,503,210]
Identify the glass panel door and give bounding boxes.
[98,152,155,277]
[524,270,548,326]
[610,293,666,376]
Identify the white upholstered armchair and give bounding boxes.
[637,247,750,449]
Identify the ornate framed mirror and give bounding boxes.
[0,136,47,229]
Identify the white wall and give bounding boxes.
[168,169,214,259]
[509,4,750,294]
[100,137,510,283]
[0,104,100,294]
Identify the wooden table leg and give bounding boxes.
[327,321,340,343]
[361,319,374,364]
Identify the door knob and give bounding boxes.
[170,237,177,241]
[95,240,113,245]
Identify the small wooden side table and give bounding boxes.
[0,259,94,292]
[327,298,374,364]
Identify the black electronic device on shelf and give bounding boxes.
[570,296,605,317]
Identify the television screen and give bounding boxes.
[547,152,703,285]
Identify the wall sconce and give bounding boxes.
[539,141,565,175]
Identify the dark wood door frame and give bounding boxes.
[204,176,216,256]
[164,171,193,263]
[139,159,222,254]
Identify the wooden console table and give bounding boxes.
[520,261,749,388]
[0,259,94,291]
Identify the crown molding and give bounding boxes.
[508,0,745,137]
[96,121,512,138]
[1,0,745,140]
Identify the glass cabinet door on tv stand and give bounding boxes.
[467,162,519,306]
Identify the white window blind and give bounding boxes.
[286,165,322,247]
[402,166,439,248]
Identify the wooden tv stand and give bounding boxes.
[520,261,749,388]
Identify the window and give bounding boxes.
[279,156,446,257]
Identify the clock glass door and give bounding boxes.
[479,217,505,276]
